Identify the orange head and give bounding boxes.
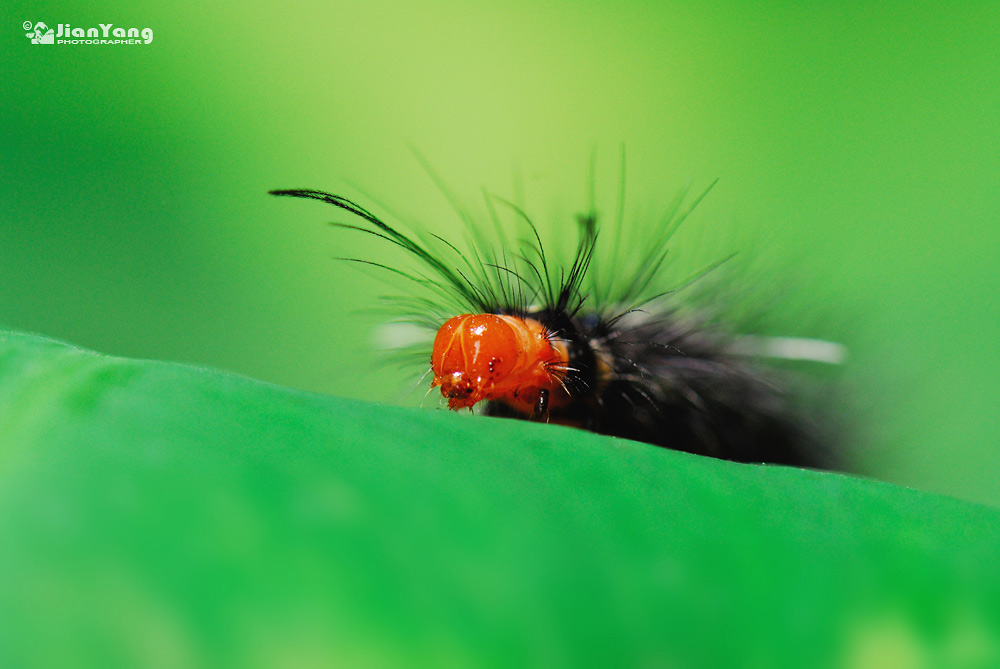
[430,313,570,413]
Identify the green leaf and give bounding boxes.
[1,331,998,668]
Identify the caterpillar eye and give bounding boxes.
[435,372,478,409]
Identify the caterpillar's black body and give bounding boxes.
[480,307,827,467]
[271,182,836,469]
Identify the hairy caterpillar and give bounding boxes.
[271,174,842,468]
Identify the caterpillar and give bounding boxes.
[271,173,842,468]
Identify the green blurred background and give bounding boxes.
[2,2,998,505]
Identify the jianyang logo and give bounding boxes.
[24,21,53,43]
[23,20,153,45]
